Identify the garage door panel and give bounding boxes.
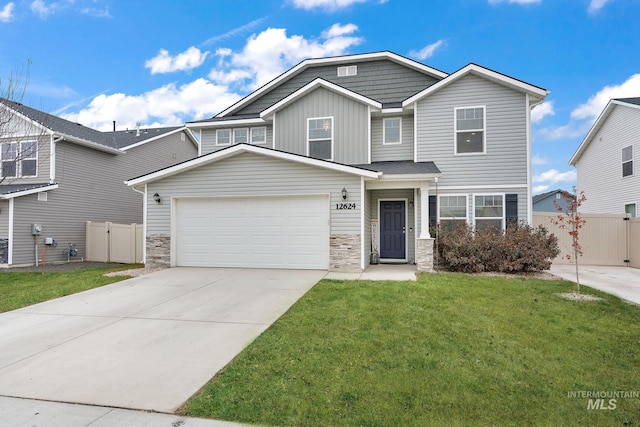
[176,196,329,269]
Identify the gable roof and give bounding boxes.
[214,51,448,118]
[0,98,196,153]
[403,63,549,107]
[532,189,573,204]
[0,183,59,199]
[126,143,380,187]
[569,97,640,165]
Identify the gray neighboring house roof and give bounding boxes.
[532,189,572,204]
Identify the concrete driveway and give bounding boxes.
[0,268,325,413]
[550,264,640,305]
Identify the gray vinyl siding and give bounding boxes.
[235,59,441,115]
[200,125,273,155]
[416,74,528,187]
[369,189,415,262]
[10,132,197,265]
[577,105,640,214]
[146,152,362,236]
[0,132,51,185]
[0,200,8,238]
[274,87,368,164]
[371,115,414,162]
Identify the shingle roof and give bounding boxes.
[615,97,640,106]
[532,189,573,204]
[0,183,54,195]
[352,160,441,175]
[0,98,183,151]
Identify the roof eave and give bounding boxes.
[0,184,59,199]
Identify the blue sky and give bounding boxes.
[1,0,639,194]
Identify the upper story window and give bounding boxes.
[439,195,468,230]
[625,203,637,218]
[233,128,248,144]
[251,127,266,144]
[475,194,504,230]
[455,106,485,155]
[308,117,333,160]
[623,145,633,177]
[337,65,357,77]
[383,118,402,145]
[20,141,37,177]
[216,129,231,146]
[1,142,17,178]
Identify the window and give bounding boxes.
[308,117,333,160]
[20,141,37,177]
[439,195,467,230]
[216,129,231,146]
[251,127,266,144]
[455,106,485,154]
[623,145,633,177]
[1,142,17,178]
[233,128,248,144]
[475,194,504,230]
[625,203,637,218]
[337,65,357,77]
[383,118,401,145]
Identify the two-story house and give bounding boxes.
[569,97,640,218]
[126,51,548,272]
[0,98,198,266]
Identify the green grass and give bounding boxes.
[183,273,640,426]
[0,264,141,313]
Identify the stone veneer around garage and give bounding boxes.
[329,234,361,272]
[146,234,171,268]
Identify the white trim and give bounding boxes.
[438,194,469,225]
[170,195,177,267]
[383,117,402,145]
[624,202,638,218]
[8,198,13,265]
[119,127,198,151]
[526,94,533,225]
[473,193,506,230]
[197,129,202,156]
[381,108,403,114]
[307,116,334,161]
[233,128,249,145]
[436,184,527,190]
[454,105,486,155]
[419,182,430,239]
[403,63,548,107]
[18,140,38,178]
[185,118,266,129]
[215,129,232,146]
[378,198,409,262]
[250,127,267,145]
[367,106,372,164]
[361,177,366,270]
[217,51,447,118]
[272,112,277,149]
[126,143,380,186]
[413,103,418,162]
[414,188,419,257]
[50,135,62,182]
[337,65,357,77]
[622,144,634,178]
[261,79,382,119]
[0,184,59,199]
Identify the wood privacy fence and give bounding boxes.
[86,222,143,264]
[533,213,640,268]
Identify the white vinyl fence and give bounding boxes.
[86,221,143,264]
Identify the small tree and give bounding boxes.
[551,187,587,294]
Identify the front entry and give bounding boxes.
[380,200,406,260]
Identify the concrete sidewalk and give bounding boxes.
[325,263,418,281]
[0,396,247,427]
[550,264,640,305]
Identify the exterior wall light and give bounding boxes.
[341,187,348,200]
[153,193,162,204]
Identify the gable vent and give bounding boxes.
[337,65,357,77]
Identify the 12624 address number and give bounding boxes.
[336,203,356,210]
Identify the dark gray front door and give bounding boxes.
[380,200,406,259]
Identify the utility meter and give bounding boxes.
[31,223,42,235]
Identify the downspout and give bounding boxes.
[50,135,63,183]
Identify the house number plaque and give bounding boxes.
[336,203,356,210]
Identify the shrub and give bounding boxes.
[436,223,560,273]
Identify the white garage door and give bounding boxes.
[175,196,329,269]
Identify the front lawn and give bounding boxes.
[183,273,640,426]
[0,264,139,313]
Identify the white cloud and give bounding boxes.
[571,74,640,120]
[30,0,55,18]
[62,79,241,131]
[488,0,541,5]
[289,0,370,11]
[409,40,445,61]
[202,17,268,46]
[533,185,549,194]
[531,101,554,123]
[532,154,547,166]
[80,6,111,18]
[533,169,577,184]
[588,0,612,13]
[145,47,209,75]
[0,2,14,22]
[210,23,363,90]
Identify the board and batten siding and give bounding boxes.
[0,132,52,185]
[0,200,9,237]
[146,152,362,237]
[235,59,441,115]
[274,87,369,164]
[371,115,414,162]
[10,132,197,265]
[416,74,528,188]
[576,105,640,215]
[200,125,273,155]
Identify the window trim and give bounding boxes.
[438,194,469,225]
[20,140,38,177]
[337,65,357,77]
[215,129,231,146]
[454,105,486,156]
[233,128,249,145]
[307,116,334,161]
[383,117,402,145]
[622,145,634,177]
[625,202,637,218]
[250,127,267,145]
[473,193,506,230]
[1,142,18,178]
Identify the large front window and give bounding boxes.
[308,117,333,160]
[455,106,485,154]
[475,194,504,230]
[439,195,468,230]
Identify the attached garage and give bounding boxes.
[175,195,329,269]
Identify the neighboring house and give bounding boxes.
[0,98,199,266]
[532,189,573,212]
[569,97,640,218]
[127,51,548,272]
